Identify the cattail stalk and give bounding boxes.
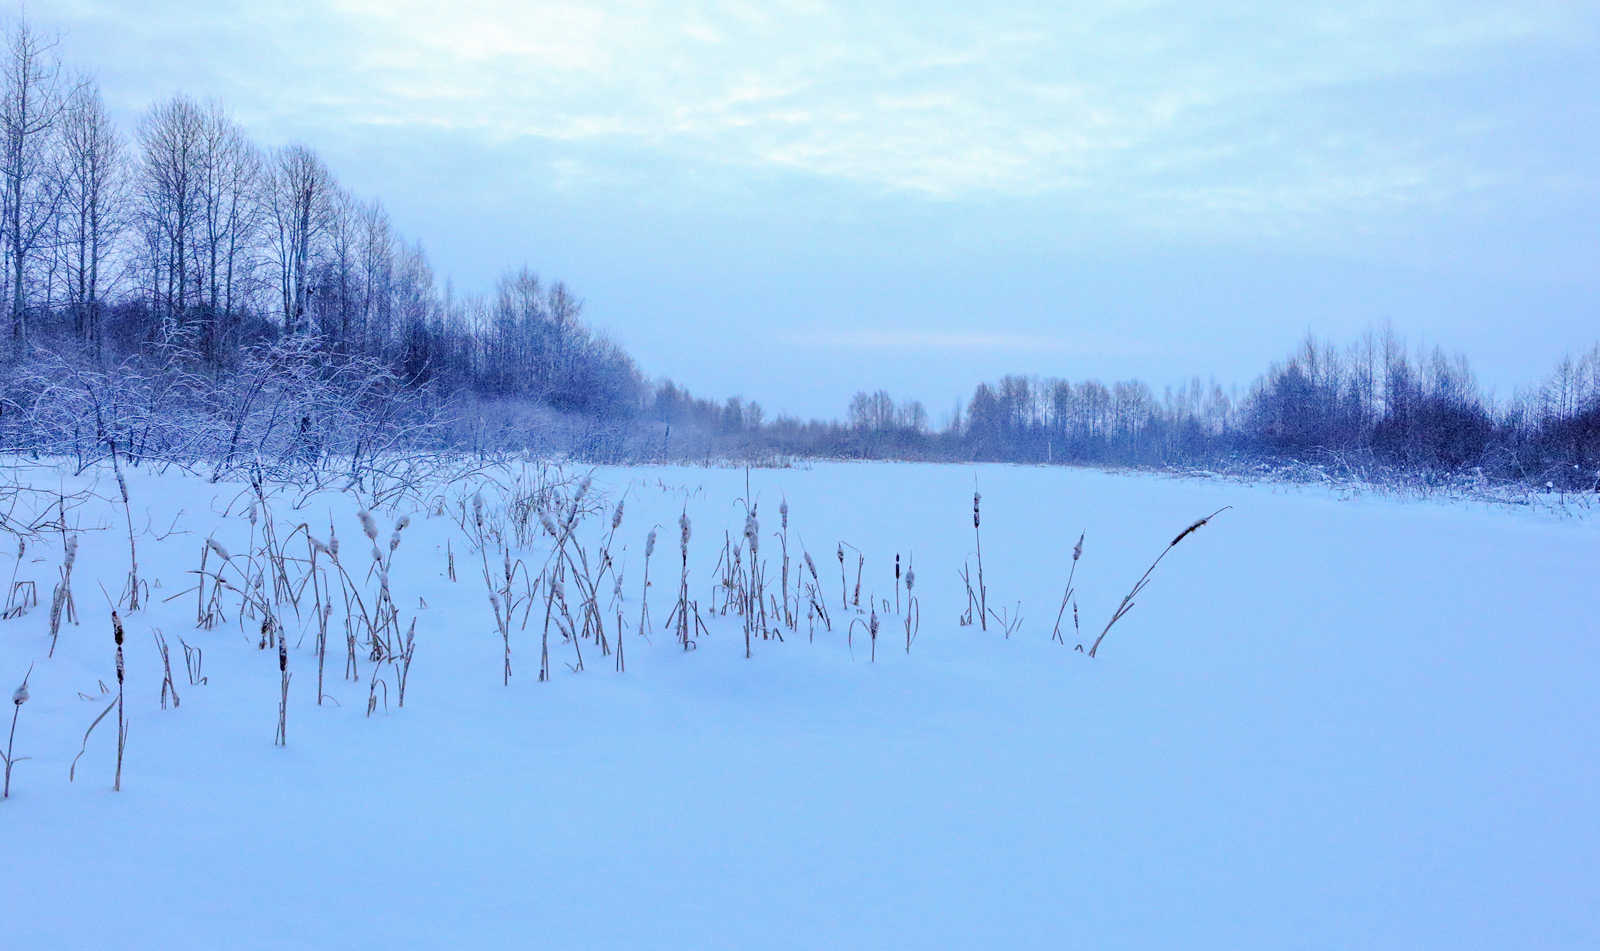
[3,664,31,798]
[1089,508,1229,658]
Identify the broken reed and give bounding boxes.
[903,557,919,652]
[49,535,78,656]
[1088,507,1230,658]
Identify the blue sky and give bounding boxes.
[39,0,1600,419]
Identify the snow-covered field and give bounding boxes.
[2,459,1596,950]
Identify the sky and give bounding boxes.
[32,0,1600,420]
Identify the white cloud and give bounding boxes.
[42,0,1600,231]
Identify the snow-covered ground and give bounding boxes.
[2,459,1596,950]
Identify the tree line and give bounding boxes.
[0,17,642,422]
[2,15,1595,492]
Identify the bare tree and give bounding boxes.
[264,144,333,334]
[136,95,207,343]
[194,102,261,360]
[1,17,67,352]
[56,80,127,359]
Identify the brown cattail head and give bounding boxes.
[905,561,916,591]
[278,640,287,673]
[869,609,879,637]
[12,674,28,706]
[744,515,759,555]
[371,544,383,563]
[112,610,124,646]
[645,529,657,557]
[395,515,411,532]
[1172,518,1208,547]
[780,499,788,530]
[611,501,625,532]
[328,531,340,561]
[974,491,981,528]
[1073,533,1083,561]
[472,492,485,528]
[575,476,592,505]
[389,531,402,553]
[679,512,691,550]
[836,544,844,564]
[309,536,329,556]
[358,510,379,541]
[541,512,558,537]
[64,535,78,568]
[206,537,231,561]
[804,552,817,579]
[895,553,901,579]
[115,471,129,505]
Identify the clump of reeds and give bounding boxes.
[48,535,79,655]
[3,664,31,798]
[665,510,707,651]
[1088,507,1229,658]
[1052,533,1084,645]
[154,629,180,709]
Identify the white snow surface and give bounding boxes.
[2,460,1596,950]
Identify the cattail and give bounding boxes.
[905,562,915,591]
[973,491,981,528]
[248,502,258,527]
[395,515,411,532]
[1171,517,1211,547]
[278,639,287,673]
[779,499,788,530]
[489,591,502,613]
[63,535,78,568]
[575,476,592,504]
[371,544,383,563]
[472,491,485,528]
[1073,534,1083,561]
[389,531,402,553]
[744,515,759,556]
[328,532,340,561]
[15,537,24,560]
[679,513,691,550]
[12,681,26,706]
[358,510,378,541]
[113,611,125,683]
[645,529,657,557]
[115,470,129,505]
[552,580,564,602]
[206,537,230,561]
[805,552,818,580]
[540,512,558,537]
[611,501,625,532]
[309,536,330,556]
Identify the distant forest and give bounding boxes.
[0,17,1596,491]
